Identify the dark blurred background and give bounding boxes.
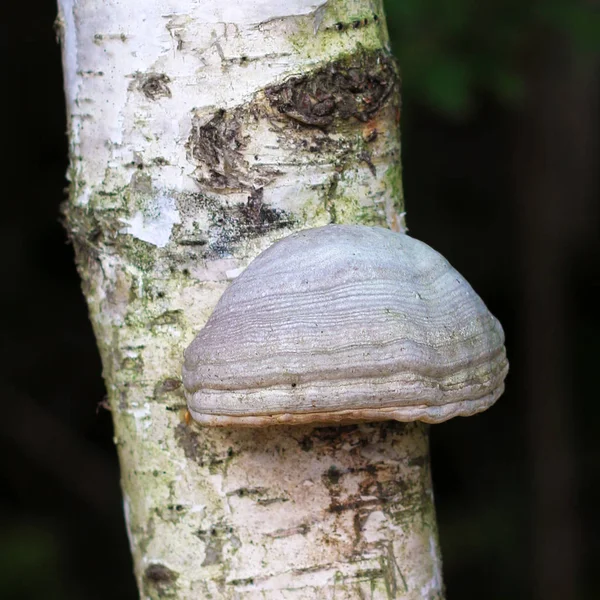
[1,1,598,599]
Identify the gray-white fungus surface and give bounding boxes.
[183,225,508,426]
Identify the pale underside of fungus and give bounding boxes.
[183,225,508,427]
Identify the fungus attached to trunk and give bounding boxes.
[182,225,508,427]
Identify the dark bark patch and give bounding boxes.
[298,435,313,451]
[325,465,342,485]
[63,204,138,297]
[177,190,294,258]
[207,196,292,255]
[265,48,398,130]
[186,109,279,192]
[227,486,290,506]
[93,33,128,44]
[187,109,246,190]
[228,486,268,498]
[174,423,237,473]
[63,205,122,265]
[303,424,359,447]
[229,577,255,587]
[143,563,179,598]
[138,73,172,100]
[328,497,381,514]
[76,70,104,77]
[327,14,376,33]
[266,523,311,538]
[235,187,291,236]
[407,454,428,468]
[359,150,377,176]
[154,378,182,397]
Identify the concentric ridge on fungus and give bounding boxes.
[182,225,508,427]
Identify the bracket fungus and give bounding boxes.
[183,225,508,427]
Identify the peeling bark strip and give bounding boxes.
[57,0,444,598]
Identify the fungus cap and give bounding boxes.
[183,225,508,427]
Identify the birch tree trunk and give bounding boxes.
[56,1,444,598]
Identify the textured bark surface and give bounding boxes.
[56,0,444,597]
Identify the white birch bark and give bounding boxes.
[56,0,444,598]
